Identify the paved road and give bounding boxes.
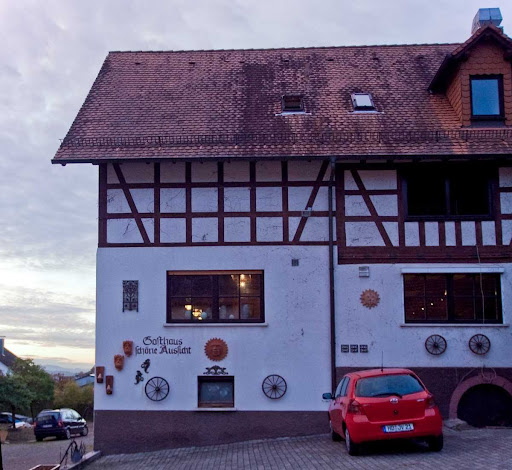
[88,427,512,469]
[2,425,94,470]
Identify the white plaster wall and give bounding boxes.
[0,362,10,375]
[256,161,281,181]
[161,189,186,213]
[160,163,185,183]
[499,167,512,187]
[192,189,218,212]
[336,263,512,369]
[256,217,282,242]
[192,163,217,182]
[224,218,251,242]
[161,219,186,243]
[96,246,332,412]
[225,162,250,182]
[224,188,250,212]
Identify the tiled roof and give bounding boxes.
[53,36,512,163]
[430,24,512,91]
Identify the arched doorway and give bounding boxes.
[457,384,512,427]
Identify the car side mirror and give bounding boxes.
[322,392,333,400]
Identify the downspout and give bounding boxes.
[328,157,337,393]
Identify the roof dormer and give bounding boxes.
[429,8,512,127]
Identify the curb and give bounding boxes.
[64,450,102,470]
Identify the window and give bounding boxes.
[198,376,234,408]
[351,93,376,111]
[335,377,346,397]
[340,378,350,397]
[404,273,502,324]
[404,166,493,219]
[470,75,504,120]
[355,375,424,398]
[167,271,264,323]
[281,95,304,112]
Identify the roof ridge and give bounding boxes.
[108,42,461,54]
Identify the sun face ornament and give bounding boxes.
[204,338,228,361]
[360,289,380,309]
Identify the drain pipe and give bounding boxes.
[328,157,337,393]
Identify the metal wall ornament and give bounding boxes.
[135,371,144,385]
[262,375,287,399]
[360,289,380,309]
[123,340,134,357]
[106,376,114,395]
[114,354,124,371]
[141,359,151,373]
[204,338,228,361]
[425,335,447,355]
[204,365,228,375]
[145,377,170,401]
[469,334,491,355]
[96,366,105,384]
[122,280,139,312]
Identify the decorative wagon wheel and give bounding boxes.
[145,377,170,401]
[469,334,491,355]
[425,335,447,355]
[262,375,287,399]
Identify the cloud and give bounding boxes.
[0,284,94,350]
[1,0,511,365]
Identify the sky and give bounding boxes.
[1,0,511,373]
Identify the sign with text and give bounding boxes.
[135,336,192,356]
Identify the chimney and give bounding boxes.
[472,8,503,34]
[0,337,4,356]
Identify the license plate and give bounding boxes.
[383,423,414,433]
[42,425,52,428]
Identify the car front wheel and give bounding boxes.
[345,427,362,456]
[64,428,71,439]
[81,425,88,437]
[427,434,443,452]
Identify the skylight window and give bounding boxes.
[282,95,304,113]
[351,93,376,111]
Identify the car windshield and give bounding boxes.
[355,374,424,398]
[37,412,59,424]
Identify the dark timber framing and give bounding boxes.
[98,160,511,263]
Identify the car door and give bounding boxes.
[73,410,83,432]
[339,377,351,424]
[63,410,74,431]
[330,377,346,433]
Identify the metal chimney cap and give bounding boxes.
[472,8,503,34]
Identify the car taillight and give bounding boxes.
[426,394,436,409]
[57,420,64,427]
[347,399,366,415]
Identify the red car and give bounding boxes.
[323,368,443,455]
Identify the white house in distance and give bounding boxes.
[0,338,19,375]
[53,9,512,455]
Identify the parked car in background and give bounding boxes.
[34,408,88,441]
[323,368,443,455]
[0,412,33,428]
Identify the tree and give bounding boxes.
[11,359,54,418]
[54,381,94,418]
[0,374,34,429]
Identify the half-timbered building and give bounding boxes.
[53,9,512,454]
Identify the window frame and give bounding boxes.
[281,95,305,113]
[470,74,505,121]
[402,165,495,221]
[403,273,503,324]
[197,376,234,408]
[166,270,265,324]
[351,93,376,111]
